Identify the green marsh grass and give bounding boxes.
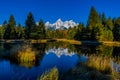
[10,44,36,68]
[84,55,120,79]
[38,67,59,80]
[62,55,120,80]
[86,55,113,74]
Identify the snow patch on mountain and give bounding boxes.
[45,18,79,30]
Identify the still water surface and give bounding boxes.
[0,42,120,80]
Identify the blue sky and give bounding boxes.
[0,0,120,25]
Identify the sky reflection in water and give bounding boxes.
[0,46,80,80]
[0,43,120,80]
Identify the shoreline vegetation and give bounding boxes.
[0,39,120,46]
[61,55,120,80]
[38,55,120,80]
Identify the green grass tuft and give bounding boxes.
[38,67,59,80]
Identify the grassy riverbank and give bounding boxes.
[0,39,82,44]
[30,39,81,44]
[0,39,120,46]
[100,41,120,46]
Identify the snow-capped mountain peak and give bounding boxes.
[53,18,63,29]
[56,18,62,22]
[45,18,78,30]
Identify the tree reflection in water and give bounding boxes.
[0,42,120,79]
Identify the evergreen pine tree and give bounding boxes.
[25,12,36,39]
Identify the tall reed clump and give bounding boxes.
[86,55,113,74]
[10,44,36,64]
[38,67,59,80]
[18,46,36,62]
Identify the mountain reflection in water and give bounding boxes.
[46,48,76,58]
[0,42,120,80]
[0,42,80,80]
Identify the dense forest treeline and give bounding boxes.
[0,6,120,41]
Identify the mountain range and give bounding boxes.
[45,19,79,30]
[0,19,78,30]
